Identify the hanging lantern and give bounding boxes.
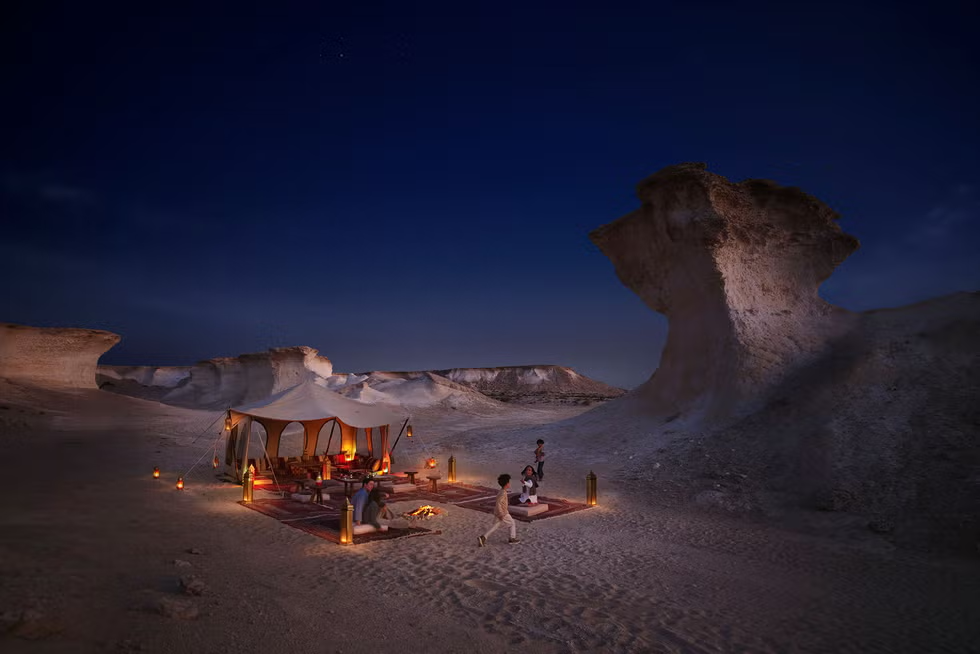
[153,466,160,479]
[448,455,457,483]
[586,470,597,506]
[212,455,220,469]
[224,415,232,431]
[406,425,413,438]
[339,498,354,545]
[176,477,184,491]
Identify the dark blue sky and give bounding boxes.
[2,1,978,389]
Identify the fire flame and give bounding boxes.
[405,505,441,519]
[425,458,437,469]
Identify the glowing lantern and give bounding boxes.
[153,467,160,479]
[586,470,597,506]
[406,425,413,438]
[176,477,184,491]
[242,465,254,503]
[447,455,457,483]
[224,415,232,431]
[339,498,354,545]
[212,455,220,469]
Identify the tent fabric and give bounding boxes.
[230,379,408,427]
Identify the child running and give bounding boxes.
[478,473,520,546]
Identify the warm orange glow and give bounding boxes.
[425,457,437,469]
[176,477,184,490]
[153,467,160,479]
[212,455,220,469]
[406,425,413,438]
[224,416,232,431]
[405,505,442,518]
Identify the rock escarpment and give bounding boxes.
[435,365,625,404]
[160,346,334,409]
[590,162,859,423]
[0,323,120,389]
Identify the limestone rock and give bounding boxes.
[0,323,120,389]
[590,162,860,422]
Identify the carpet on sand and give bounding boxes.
[253,478,592,523]
[239,499,439,545]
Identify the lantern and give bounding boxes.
[212,455,220,469]
[339,498,354,545]
[224,415,232,431]
[586,470,597,506]
[321,459,331,481]
[447,455,457,483]
[406,425,413,438]
[176,477,184,491]
[242,465,254,503]
[153,466,160,479]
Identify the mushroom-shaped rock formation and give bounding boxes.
[0,323,121,389]
[590,163,860,422]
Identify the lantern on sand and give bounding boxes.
[242,465,254,503]
[176,477,184,491]
[340,498,354,545]
[448,455,457,483]
[586,470,597,506]
[153,467,160,479]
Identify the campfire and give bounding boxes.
[403,505,443,520]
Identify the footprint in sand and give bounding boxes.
[463,578,508,593]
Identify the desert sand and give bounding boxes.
[3,164,979,653]
[1,379,978,654]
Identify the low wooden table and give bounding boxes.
[340,477,360,498]
[426,475,441,492]
[404,471,418,484]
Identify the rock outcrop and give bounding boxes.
[160,346,334,409]
[0,323,120,389]
[590,162,860,423]
[435,365,625,404]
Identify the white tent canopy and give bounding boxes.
[231,379,407,427]
[225,380,409,481]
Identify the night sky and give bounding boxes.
[2,2,978,389]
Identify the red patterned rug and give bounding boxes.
[239,499,438,545]
[249,477,591,523]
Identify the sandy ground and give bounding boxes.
[1,384,979,654]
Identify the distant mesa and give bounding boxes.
[590,162,860,424]
[0,322,120,389]
[96,348,622,410]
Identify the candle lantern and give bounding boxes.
[339,497,354,545]
[321,459,331,481]
[224,415,232,431]
[406,425,413,438]
[242,464,255,503]
[153,466,160,479]
[586,470,597,506]
[176,477,184,491]
[448,455,457,483]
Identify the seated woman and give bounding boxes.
[368,485,393,529]
[518,465,539,505]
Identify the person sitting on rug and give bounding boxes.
[369,485,393,529]
[352,478,377,526]
[518,465,539,505]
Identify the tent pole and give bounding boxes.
[389,417,411,455]
[323,419,337,455]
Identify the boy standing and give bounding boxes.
[478,474,520,546]
[534,439,545,481]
